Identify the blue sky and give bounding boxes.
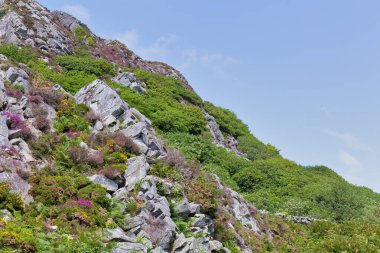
[39,0,380,192]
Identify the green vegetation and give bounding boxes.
[57,55,115,77]
[110,70,206,135]
[1,42,380,252]
[204,101,280,160]
[0,44,36,63]
[74,26,95,47]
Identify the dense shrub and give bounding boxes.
[28,60,97,94]
[57,55,115,77]
[203,101,249,138]
[0,44,36,63]
[0,183,24,211]
[111,70,207,135]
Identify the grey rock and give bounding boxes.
[203,110,225,146]
[113,72,147,93]
[146,197,171,218]
[0,54,8,61]
[213,175,260,232]
[0,172,33,204]
[104,227,136,243]
[121,216,144,231]
[209,240,223,251]
[75,80,166,159]
[177,199,201,219]
[1,209,12,222]
[125,156,149,192]
[0,115,9,147]
[5,67,28,83]
[53,11,83,32]
[88,175,118,193]
[10,138,35,163]
[112,187,129,202]
[111,242,147,253]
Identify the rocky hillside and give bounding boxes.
[0,0,380,252]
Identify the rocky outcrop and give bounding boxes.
[113,72,147,93]
[203,109,247,158]
[0,0,73,54]
[213,175,260,232]
[203,109,225,146]
[74,79,166,159]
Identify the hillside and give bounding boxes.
[0,0,379,252]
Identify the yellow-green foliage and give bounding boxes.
[111,70,206,135]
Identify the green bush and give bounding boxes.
[0,44,36,63]
[111,69,206,135]
[57,55,115,77]
[28,60,97,94]
[0,183,24,211]
[54,115,90,133]
[203,101,249,138]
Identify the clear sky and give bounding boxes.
[39,0,380,192]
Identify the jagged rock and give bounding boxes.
[146,196,171,218]
[0,54,8,61]
[111,242,147,253]
[0,115,9,147]
[88,175,118,193]
[53,11,82,32]
[139,177,157,201]
[213,175,260,232]
[10,138,35,163]
[151,247,165,253]
[203,110,225,146]
[5,67,28,83]
[191,214,214,235]
[172,234,212,253]
[112,187,129,202]
[177,199,202,219]
[0,1,73,54]
[0,172,32,204]
[1,209,12,222]
[104,227,136,243]
[113,72,147,93]
[125,156,149,192]
[121,216,144,231]
[0,154,31,175]
[75,80,166,158]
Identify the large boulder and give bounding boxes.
[111,242,147,253]
[0,1,73,54]
[88,175,118,193]
[0,172,33,204]
[113,72,147,93]
[75,80,166,158]
[0,115,9,147]
[124,156,149,192]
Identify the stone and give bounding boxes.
[203,110,225,146]
[209,240,224,251]
[5,67,28,83]
[111,242,147,253]
[112,187,129,202]
[177,199,191,219]
[125,156,149,191]
[53,11,82,32]
[0,54,7,61]
[121,216,144,231]
[10,138,35,163]
[0,115,9,147]
[113,72,147,93]
[146,197,171,218]
[104,227,136,243]
[88,175,118,193]
[75,80,166,159]
[0,172,33,204]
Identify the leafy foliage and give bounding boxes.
[57,55,115,77]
